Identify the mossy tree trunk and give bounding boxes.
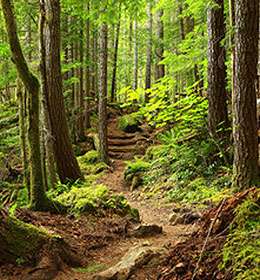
[17,79,30,200]
[1,0,49,211]
[43,0,83,183]
[39,1,57,189]
[232,0,259,190]
[0,208,84,275]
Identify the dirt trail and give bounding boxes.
[1,113,197,280]
[55,114,196,280]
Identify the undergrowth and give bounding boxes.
[123,87,232,206]
[220,194,260,280]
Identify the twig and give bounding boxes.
[191,198,226,280]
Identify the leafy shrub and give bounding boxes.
[124,157,150,190]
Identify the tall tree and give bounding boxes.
[42,0,82,183]
[145,1,152,103]
[155,0,165,82]
[1,0,48,210]
[98,23,109,164]
[207,0,229,142]
[111,7,121,102]
[232,0,259,190]
[133,17,138,91]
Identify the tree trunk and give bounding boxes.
[133,18,138,91]
[78,24,85,141]
[17,79,30,200]
[85,2,91,129]
[232,0,259,190]
[92,26,98,99]
[0,208,84,275]
[98,23,109,164]
[111,10,121,103]
[1,0,48,211]
[145,2,153,103]
[43,0,82,183]
[207,0,229,141]
[155,0,165,82]
[39,3,57,189]
[229,0,235,108]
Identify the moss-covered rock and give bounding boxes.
[124,159,150,191]
[78,150,98,165]
[142,145,167,162]
[56,183,139,221]
[118,113,142,133]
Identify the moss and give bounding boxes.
[56,183,139,220]
[142,145,167,162]
[0,212,55,264]
[118,112,142,133]
[78,150,98,165]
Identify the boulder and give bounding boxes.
[118,113,142,133]
[132,224,163,238]
[94,245,168,280]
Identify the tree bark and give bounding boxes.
[17,79,30,200]
[85,2,91,129]
[98,23,109,164]
[43,0,82,183]
[39,2,57,189]
[207,0,229,141]
[145,2,153,102]
[232,0,259,190]
[1,0,48,211]
[111,9,121,103]
[133,18,138,91]
[155,0,165,82]
[229,0,235,109]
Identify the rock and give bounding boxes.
[170,214,184,226]
[132,224,163,238]
[94,245,168,280]
[169,212,178,224]
[118,113,142,133]
[182,211,202,224]
[169,209,202,225]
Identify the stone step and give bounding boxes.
[108,138,136,146]
[109,152,133,160]
[108,145,136,153]
[107,133,136,140]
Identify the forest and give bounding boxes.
[0,0,260,279]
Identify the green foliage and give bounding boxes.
[142,145,167,162]
[124,157,150,188]
[118,112,142,133]
[52,180,139,220]
[78,150,98,165]
[220,194,260,280]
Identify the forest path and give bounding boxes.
[89,114,196,279]
[93,158,196,280]
[54,114,196,280]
